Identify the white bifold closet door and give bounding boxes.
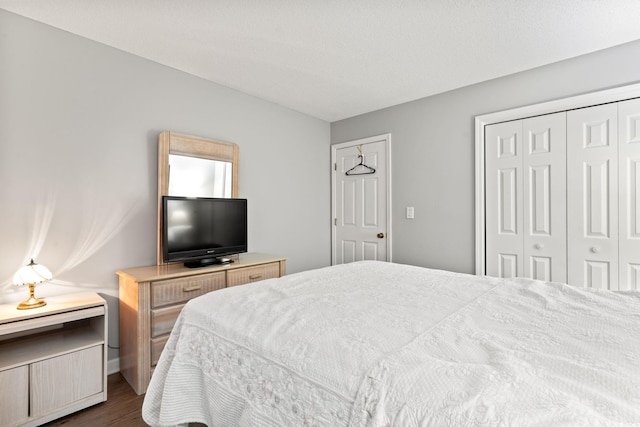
[485,112,566,282]
[567,103,619,289]
[486,99,640,290]
[568,99,640,290]
[619,98,640,289]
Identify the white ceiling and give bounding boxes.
[2,1,640,122]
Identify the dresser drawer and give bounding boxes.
[227,262,281,287]
[150,336,169,367]
[118,254,286,395]
[151,272,225,308]
[151,304,184,338]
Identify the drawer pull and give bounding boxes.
[249,274,263,280]
[182,285,202,292]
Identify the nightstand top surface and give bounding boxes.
[0,292,105,325]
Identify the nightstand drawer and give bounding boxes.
[227,262,281,287]
[30,345,103,417]
[151,304,184,338]
[151,272,226,308]
[0,366,28,426]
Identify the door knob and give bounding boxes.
[590,247,599,254]
[534,243,542,250]
[377,232,385,239]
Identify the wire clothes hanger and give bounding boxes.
[345,145,376,175]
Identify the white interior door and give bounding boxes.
[332,135,390,264]
[567,103,619,289]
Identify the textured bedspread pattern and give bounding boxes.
[143,261,640,426]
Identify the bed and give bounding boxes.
[142,261,640,426]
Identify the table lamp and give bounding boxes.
[13,259,52,310]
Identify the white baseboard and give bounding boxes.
[107,357,120,375]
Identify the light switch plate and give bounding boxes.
[406,206,414,219]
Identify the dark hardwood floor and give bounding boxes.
[43,373,147,427]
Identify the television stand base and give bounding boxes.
[184,257,234,268]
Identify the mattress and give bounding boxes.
[142,261,640,426]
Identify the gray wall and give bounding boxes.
[331,40,640,275]
[0,10,330,368]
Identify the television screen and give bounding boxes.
[162,196,247,267]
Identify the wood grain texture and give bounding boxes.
[30,346,103,417]
[42,373,147,427]
[150,271,225,308]
[150,335,169,366]
[118,253,286,283]
[151,304,184,337]
[117,253,286,395]
[118,274,150,396]
[0,366,28,426]
[227,262,281,287]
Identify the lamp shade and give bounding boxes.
[13,259,52,286]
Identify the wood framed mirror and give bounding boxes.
[157,131,239,264]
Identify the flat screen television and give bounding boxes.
[162,196,248,268]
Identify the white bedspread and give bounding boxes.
[143,261,640,427]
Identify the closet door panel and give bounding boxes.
[619,98,640,290]
[486,120,523,278]
[567,104,619,289]
[523,113,567,282]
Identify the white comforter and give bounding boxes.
[143,261,640,426]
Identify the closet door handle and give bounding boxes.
[590,247,599,254]
[534,243,542,250]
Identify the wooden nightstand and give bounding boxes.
[0,292,108,427]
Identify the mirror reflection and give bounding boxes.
[168,154,233,198]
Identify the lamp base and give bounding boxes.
[17,283,47,310]
[17,297,47,310]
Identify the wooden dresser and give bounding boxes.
[117,252,286,395]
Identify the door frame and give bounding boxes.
[475,82,640,276]
[331,134,392,265]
